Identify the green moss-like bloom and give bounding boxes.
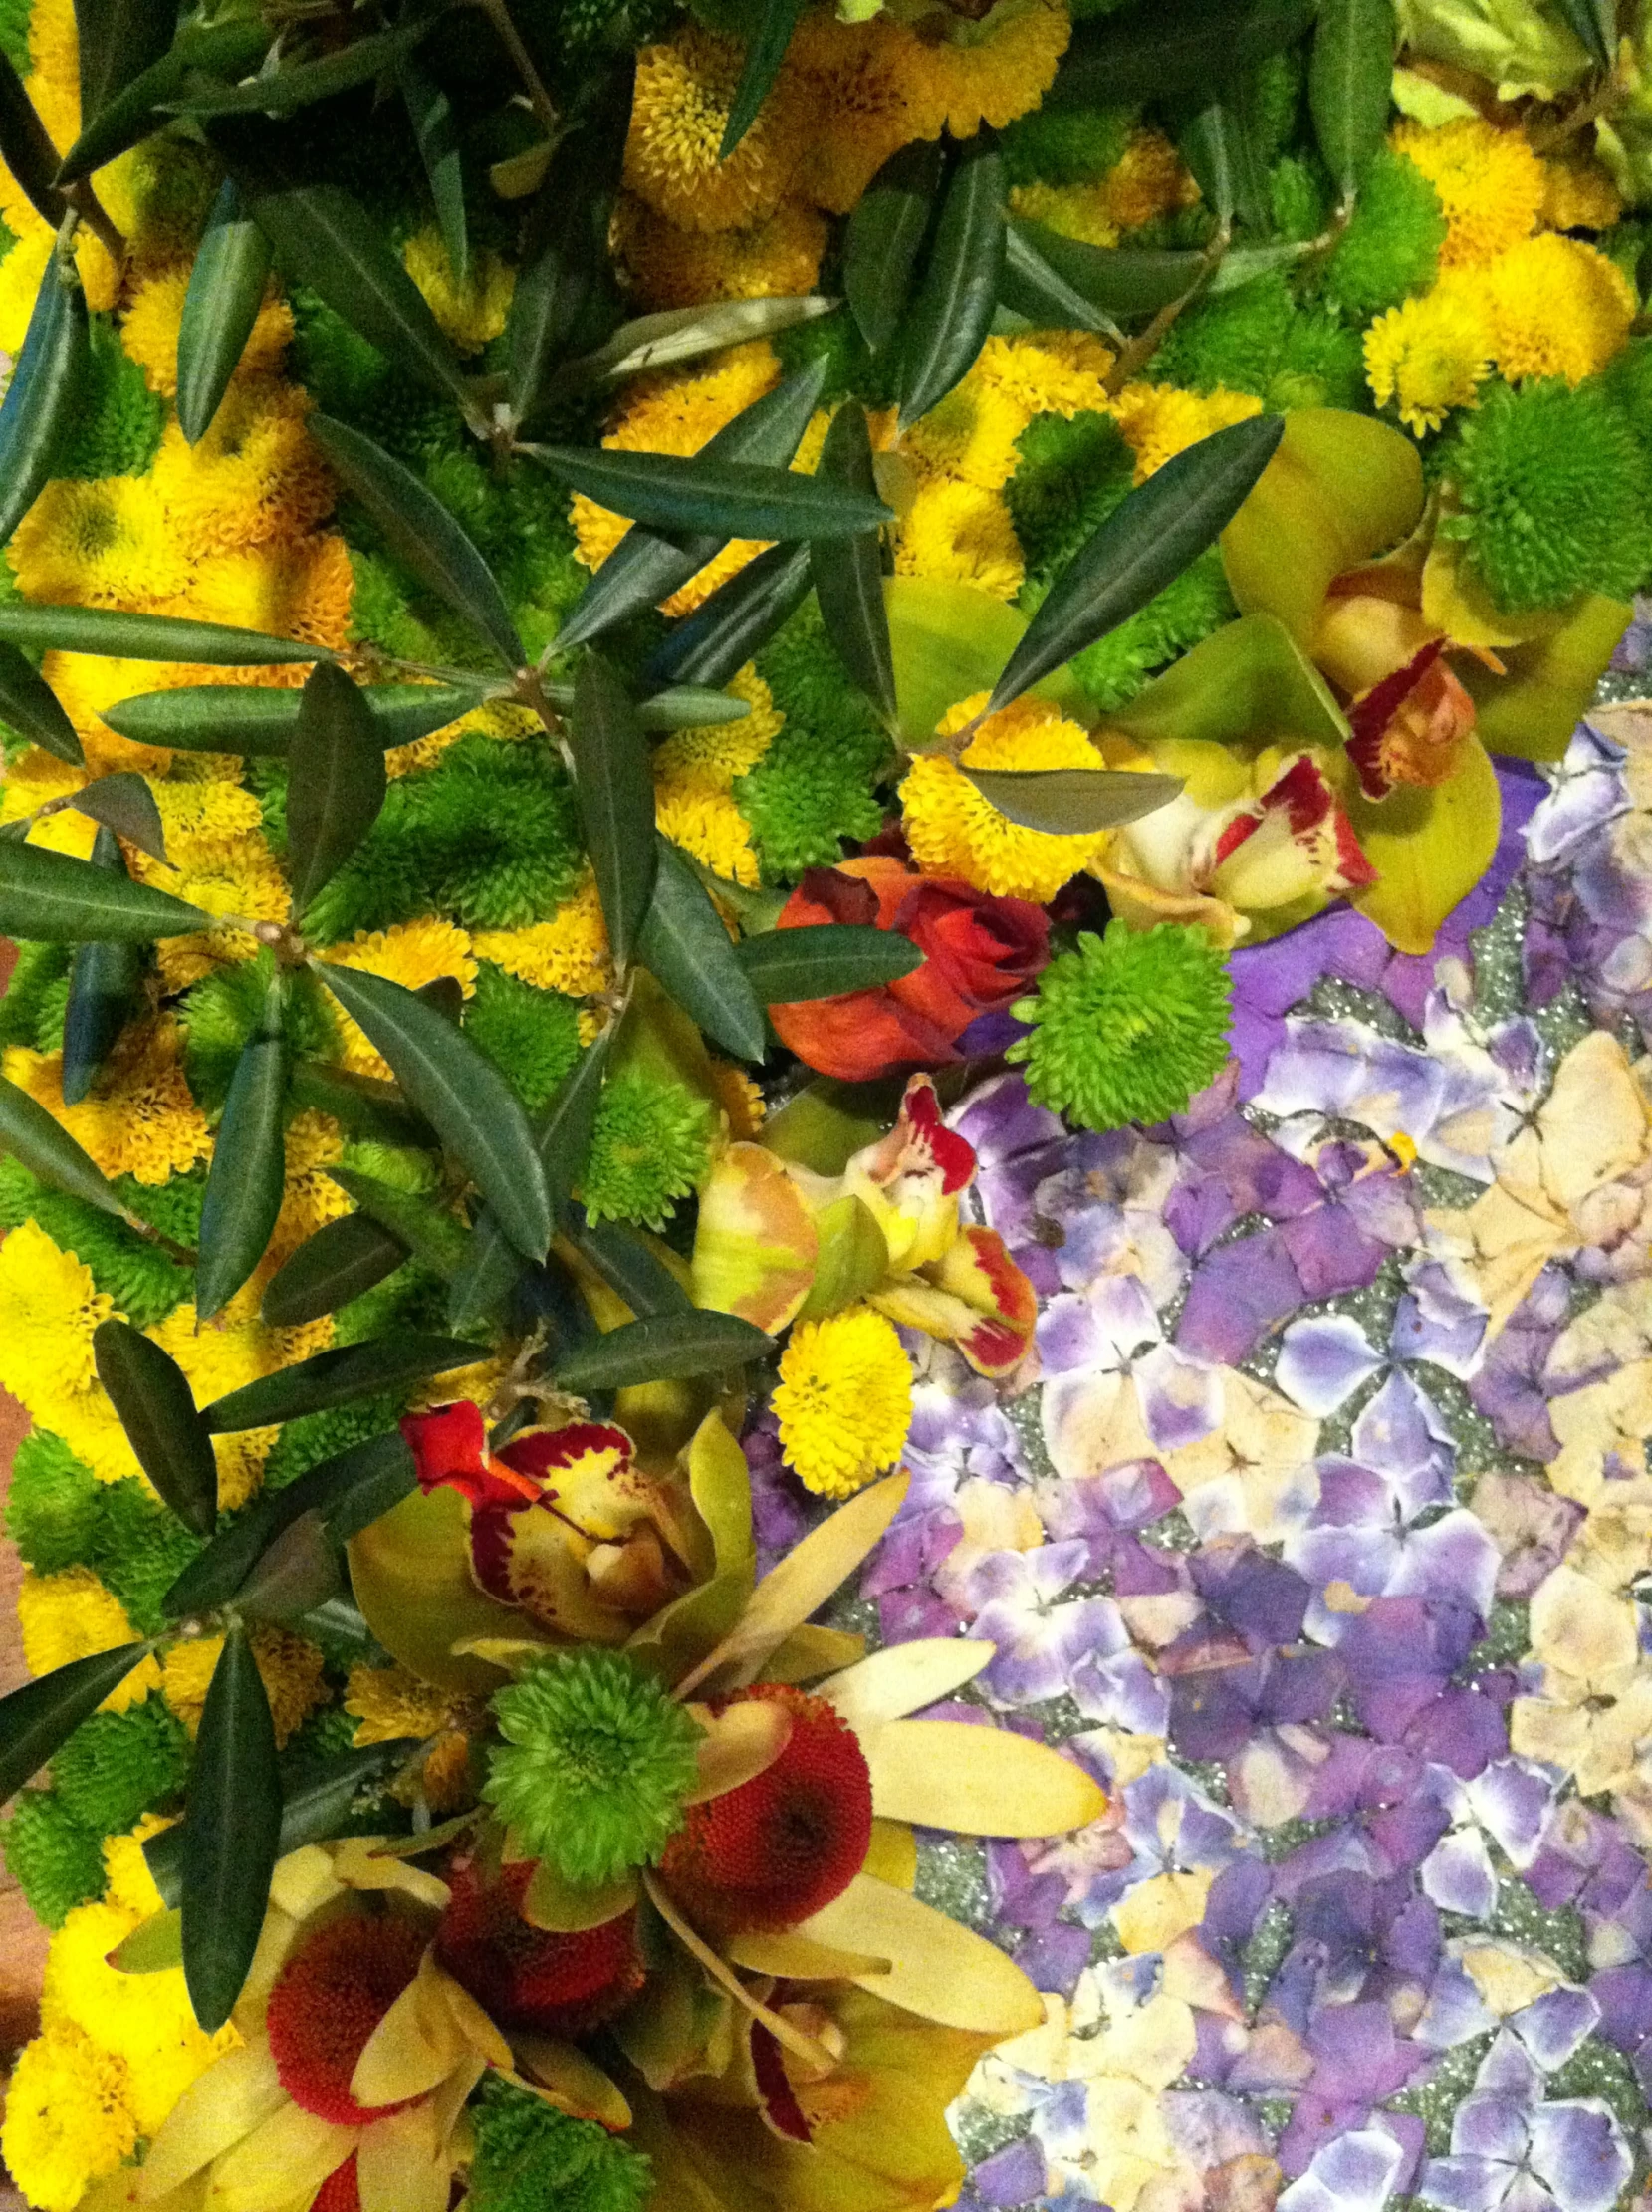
[1323,148,1447,321]
[58,319,165,482]
[1001,100,1135,188]
[1152,272,1363,411]
[0,941,70,1051]
[740,603,891,878]
[464,962,584,1113]
[0,1160,193,1328]
[582,1073,716,1230]
[6,1433,201,1634]
[6,1430,103,1578]
[260,1393,410,1492]
[1,1790,106,1929]
[180,951,336,1108]
[1008,408,1136,587]
[484,1649,703,1887]
[53,1702,190,1838]
[87,1478,203,1636]
[1007,921,1233,1130]
[1070,548,1236,711]
[1449,376,1652,614]
[469,2074,653,2212]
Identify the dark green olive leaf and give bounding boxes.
[895,135,1004,432]
[721,0,803,154]
[69,770,166,860]
[555,358,828,650]
[0,837,210,941]
[144,1737,417,1907]
[75,0,173,138]
[0,51,69,226]
[308,414,523,668]
[92,1317,218,1535]
[0,638,81,764]
[1048,0,1318,108]
[1000,223,1120,339]
[203,1335,485,1431]
[0,600,336,663]
[506,89,627,437]
[196,992,288,1321]
[229,160,477,423]
[110,1907,182,1973]
[556,1309,772,1390]
[234,1510,342,1623]
[287,663,389,910]
[166,24,430,116]
[400,56,465,282]
[162,1429,416,1618]
[415,974,464,1023]
[644,543,814,692]
[102,679,489,755]
[0,1068,131,1214]
[1308,0,1397,192]
[564,1204,692,1316]
[735,924,924,1003]
[446,1028,611,1330]
[632,686,753,730]
[987,412,1285,717]
[313,962,552,1261]
[180,1623,282,2032]
[961,765,1184,834]
[565,294,835,390]
[810,402,895,722]
[176,179,272,445]
[1552,0,1612,68]
[1009,221,1202,317]
[55,21,269,184]
[0,253,89,545]
[261,1210,407,1327]
[844,139,943,355]
[288,1059,427,1144]
[0,1640,154,1804]
[526,445,890,542]
[62,826,142,1105]
[570,653,656,976]
[1175,99,1270,235]
[638,837,767,1063]
[328,1165,470,1280]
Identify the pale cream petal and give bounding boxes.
[140,2041,285,2201]
[206,2104,357,2212]
[429,1960,515,2071]
[351,1957,462,2107]
[510,2040,632,2129]
[522,1861,638,1932]
[356,2105,448,2212]
[798,1874,1045,2035]
[816,1639,995,1726]
[430,2052,487,2153]
[863,1721,1106,1837]
[862,1817,918,1890]
[675,1473,909,1696]
[684,1698,792,1803]
[726,1929,890,1979]
[332,1837,451,1911]
[268,1847,346,1923]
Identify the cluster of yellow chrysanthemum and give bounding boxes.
[1365,117,1633,432]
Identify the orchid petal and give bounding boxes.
[685,1698,793,1803]
[522,1861,639,1931]
[798,1874,1045,2035]
[510,2040,632,2129]
[691,1143,819,1333]
[726,1929,892,1979]
[351,1955,462,2110]
[861,1720,1105,1837]
[139,2041,286,2201]
[816,1638,995,1725]
[205,2101,358,2212]
[355,2102,447,2212]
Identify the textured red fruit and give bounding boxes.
[658,1685,872,1931]
[266,1915,427,2124]
[436,1856,644,2035]
[312,2156,361,2212]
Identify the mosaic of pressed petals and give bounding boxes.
[731,630,1652,2212]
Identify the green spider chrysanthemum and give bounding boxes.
[1007,921,1233,1130]
[52,1701,190,1839]
[581,1072,716,1230]
[1,1790,106,1930]
[1323,147,1446,321]
[464,962,584,1113]
[0,1161,193,1327]
[468,2073,653,2212]
[484,1649,703,1888]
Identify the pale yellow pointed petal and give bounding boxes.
[233,1909,302,2036]
[758,1622,865,1683]
[640,1870,836,2072]
[268,1846,344,1923]
[817,1639,995,1726]
[863,1720,1105,1837]
[206,2103,357,2212]
[683,1699,792,1804]
[862,1817,917,1891]
[430,2051,487,2153]
[429,1960,514,2071]
[725,1929,891,1979]
[798,1874,1045,2035]
[522,1860,639,1932]
[449,1636,559,1670]
[676,1473,909,1697]
[332,1837,451,1911]
[356,2104,447,2212]
[511,2039,633,2129]
[140,2040,286,2201]
[351,1956,462,2108]
[84,2169,207,2212]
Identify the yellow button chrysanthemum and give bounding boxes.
[17,1571,160,1711]
[1364,278,1493,433]
[474,871,614,997]
[624,26,809,233]
[1483,232,1635,386]
[894,477,1026,602]
[0,2021,137,2212]
[403,225,517,354]
[773,1304,914,1499]
[1392,116,1544,269]
[902,693,1112,902]
[161,1625,327,1745]
[614,192,828,310]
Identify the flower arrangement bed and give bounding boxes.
[2,0,1652,2207]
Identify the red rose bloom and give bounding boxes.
[768,856,1049,1083]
